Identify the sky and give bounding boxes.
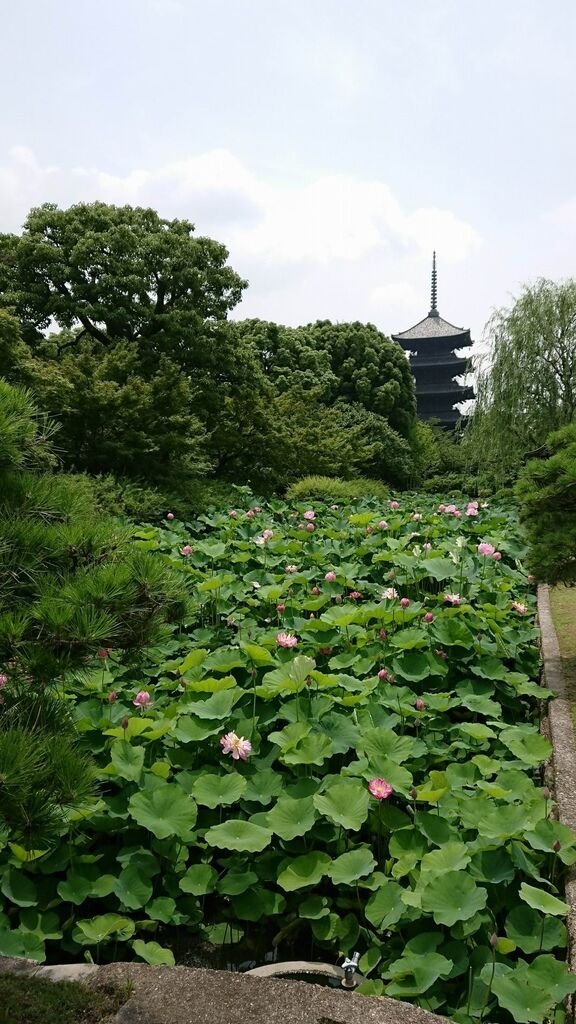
[1,0,575,346]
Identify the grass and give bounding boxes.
[0,974,127,1024]
[549,585,576,713]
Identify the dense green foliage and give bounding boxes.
[1,493,572,1023]
[517,422,576,584]
[466,279,576,485]
[0,378,190,845]
[286,476,390,503]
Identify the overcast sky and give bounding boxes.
[1,0,575,343]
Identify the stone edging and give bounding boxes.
[538,584,576,1016]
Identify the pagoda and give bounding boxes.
[392,253,474,427]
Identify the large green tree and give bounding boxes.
[0,202,246,364]
[466,279,576,483]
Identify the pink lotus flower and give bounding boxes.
[434,648,448,659]
[444,593,462,605]
[253,507,262,513]
[378,520,389,529]
[466,503,478,516]
[276,632,298,648]
[97,648,112,659]
[285,565,298,574]
[438,504,447,513]
[423,612,434,623]
[368,778,393,800]
[180,544,193,556]
[400,598,410,609]
[325,571,337,582]
[311,586,321,595]
[378,668,389,680]
[107,691,117,703]
[477,542,495,556]
[378,629,387,641]
[166,512,174,521]
[133,690,152,709]
[422,542,433,551]
[220,732,252,761]
[246,509,255,519]
[415,698,426,711]
[330,504,338,510]
[453,510,462,518]
[276,603,286,613]
[229,510,238,518]
[349,591,361,600]
[382,587,398,600]
[492,551,502,561]
[366,526,374,535]
[0,674,7,689]
[303,510,316,521]
[262,529,274,540]
[412,513,423,521]
[389,500,400,510]
[305,523,315,533]
[512,601,527,614]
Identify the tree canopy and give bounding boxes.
[466,279,576,482]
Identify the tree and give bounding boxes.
[306,320,417,438]
[0,202,246,367]
[516,422,576,585]
[235,318,336,396]
[0,377,190,845]
[466,279,576,483]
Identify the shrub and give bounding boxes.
[517,421,576,584]
[286,475,390,503]
[88,474,241,522]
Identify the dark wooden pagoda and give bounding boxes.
[392,253,474,427]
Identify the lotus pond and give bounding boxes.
[1,494,575,1023]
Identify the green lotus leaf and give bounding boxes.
[420,558,459,582]
[179,863,218,895]
[239,641,275,666]
[389,828,427,874]
[173,717,222,742]
[113,864,153,910]
[519,882,568,916]
[484,955,576,1023]
[217,870,259,895]
[385,951,454,997]
[298,895,330,919]
[191,773,247,809]
[204,820,272,853]
[365,880,405,929]
[470,657,508,680]
[458,723,497,741]
[268,721,311,750]
[185,675,237,693]
[420,870,487,926]
[313,780,369,830]
[196,573,235,593]
[390,628,429,650]
[505,904,567,952]
[328,848,376,885]
[431,617,475,644]
[392,652,434,682]
[132,939,175,966]
[178,649,209,673]
[145,898,177,923]
[266,795,316,840]
[420,842,471,875]
[277,851,332,891]
[499,728,552,765]
[74,914,135,944]
[128,782,197,839]
[1,868,38,908]
[361,727,415,765]
[18,910,62,941]
[231,889,286,921]
[282,733,334,766]
[242,771,284,805]
[110,738,145,782]
[0,928,45,962]
[186,689,242,719]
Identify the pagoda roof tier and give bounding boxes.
[409,353,470,370]
[421,408,468,425]
[416,382,475,399]
[393,316,471,346]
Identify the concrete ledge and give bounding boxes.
[538,584,576,1019]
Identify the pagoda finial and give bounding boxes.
[429,251,439,317]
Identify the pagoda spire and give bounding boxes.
[429,251,439,317]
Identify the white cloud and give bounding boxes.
[0,145,481,329]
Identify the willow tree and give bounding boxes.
[466,279,576,484]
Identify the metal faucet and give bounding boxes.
[340,951,360,989]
